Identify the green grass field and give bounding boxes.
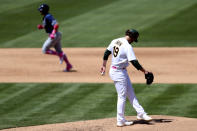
[0,83,197,129]
[0,0,197,130]
[0,0,197,47]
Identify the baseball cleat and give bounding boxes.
[117,120,133,127]
[63,64,73,72]
[137,113,152,121]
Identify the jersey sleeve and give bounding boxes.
[46,14,57,26]
[126,45,136,61]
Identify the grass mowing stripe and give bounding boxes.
[0,84,48,116]
[161,85,197,117]
[79,90,117,120]
[133,84,151,95]
[142,84,192,116]
[0,83,197,129]
[0,84,55,129]
[3,0,196,47]
[187,102,197,118]
[16,84,81,125]
[0,84,16,98]
[171,85,197,118]
[0,0,41,13]
[0,84,34,105]
[0,84,77,129]
[59,0,196,47]
[1,84,57,118]
[48,84,108,122]
[17,84,101,126]
[140,3,197,47]
[0,86,33,105]
[0,0,120,46]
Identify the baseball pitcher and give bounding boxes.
[101,29,154,127]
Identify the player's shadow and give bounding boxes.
[132,119,173,125]
[64,69,77,72]
[53,69,77,73]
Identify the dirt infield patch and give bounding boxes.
[1,115,197,131]
[0,48,197,83]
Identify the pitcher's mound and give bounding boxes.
[2,115,197,131]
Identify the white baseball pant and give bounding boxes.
[109,67,146,123]
[42,32,63,54]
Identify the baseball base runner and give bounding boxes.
[37,3,72,72]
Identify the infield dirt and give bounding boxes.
[0,48,197,83]
[0,48,197,131]
[1,115,197,131]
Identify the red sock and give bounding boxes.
[58,52,64,58]
[46,50,58,55]
[63,54,71,65]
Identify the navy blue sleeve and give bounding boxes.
[46,14,56,24]
[44,14,57,33]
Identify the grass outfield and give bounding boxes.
[0,83,197,129]
[0,0,197,47]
